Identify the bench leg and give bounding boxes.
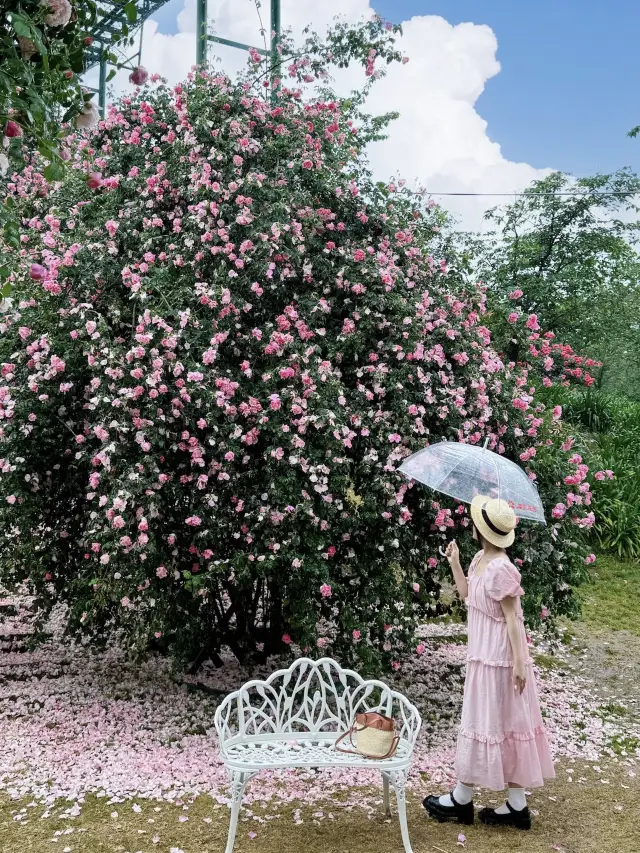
[382,772,391,817]
[392,771,413,853]
[225,771,250,853]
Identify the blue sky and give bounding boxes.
[150,0,640,180]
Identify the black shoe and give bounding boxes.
[423,792,475,825]
[479,802,531,831]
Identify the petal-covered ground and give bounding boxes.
[1,590,638,813]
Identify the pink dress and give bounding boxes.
[454,552,555,790]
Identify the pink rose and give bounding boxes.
[282,634,292,645]
[41,0,72,28]
[594,471,605,481]
[319,583,332,598]
[416,643,425,655]
[129,66,149,86]
[584,553,596,565]
[185,515,202,526]
[352,630,361,642]
[29,263,46,281]
[77,102,99,130]
[353,249,366,262]
[412,582,420,593]
[507,312,519,324]
[552,405,562,421]
[87,172,102,189]
[5,120,23,138]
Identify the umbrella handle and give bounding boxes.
[438,545,448,558]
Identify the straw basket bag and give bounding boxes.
[335,711,400,760]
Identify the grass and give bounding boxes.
[1,762,638,853]
[533,653,562,671]
[578,554,640,635]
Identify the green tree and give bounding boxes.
[477,170,640,396]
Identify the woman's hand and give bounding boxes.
[442,539,468,601]
[444,540,460,567]
[513,660,527,695]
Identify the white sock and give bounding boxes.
[439,781,473,807]
[495,787,527,814]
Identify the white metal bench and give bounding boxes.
[214,657,422,853]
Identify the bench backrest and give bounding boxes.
[215,657,421,745]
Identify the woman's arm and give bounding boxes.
[501,596,527,694]
[444,540,468,601]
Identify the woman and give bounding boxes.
[424,495,555,830]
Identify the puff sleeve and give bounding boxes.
[485,557,524,601]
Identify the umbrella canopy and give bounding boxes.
[399,441,546,524]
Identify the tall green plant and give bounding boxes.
[475,171,640,398]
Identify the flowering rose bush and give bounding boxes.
[0,19,596,672]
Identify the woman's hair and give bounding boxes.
[472,523,486,549]
[473,522,508,552]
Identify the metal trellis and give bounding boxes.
[84,0,173,117]
[85,0,281,117]
[198,0,281,103]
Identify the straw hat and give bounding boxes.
[470,495,517,548]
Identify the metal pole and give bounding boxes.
[196,0,208,66]
[98,51,107,118]
[270,0,281,104]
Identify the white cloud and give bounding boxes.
[85,0,551,230]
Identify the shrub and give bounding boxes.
[0,20,596,672]
[560,388,616,434]
[588,397,640,559]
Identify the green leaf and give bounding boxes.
[69,49,85,73]
[10,14,35,40]
[124,1,138,24]
[44,161,65,182]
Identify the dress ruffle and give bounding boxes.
[455,728,555,789]
[459,726,547,745]
[466,656,534,668]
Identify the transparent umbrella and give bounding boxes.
[398,440,546,524]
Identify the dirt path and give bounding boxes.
[567,625,640,721]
